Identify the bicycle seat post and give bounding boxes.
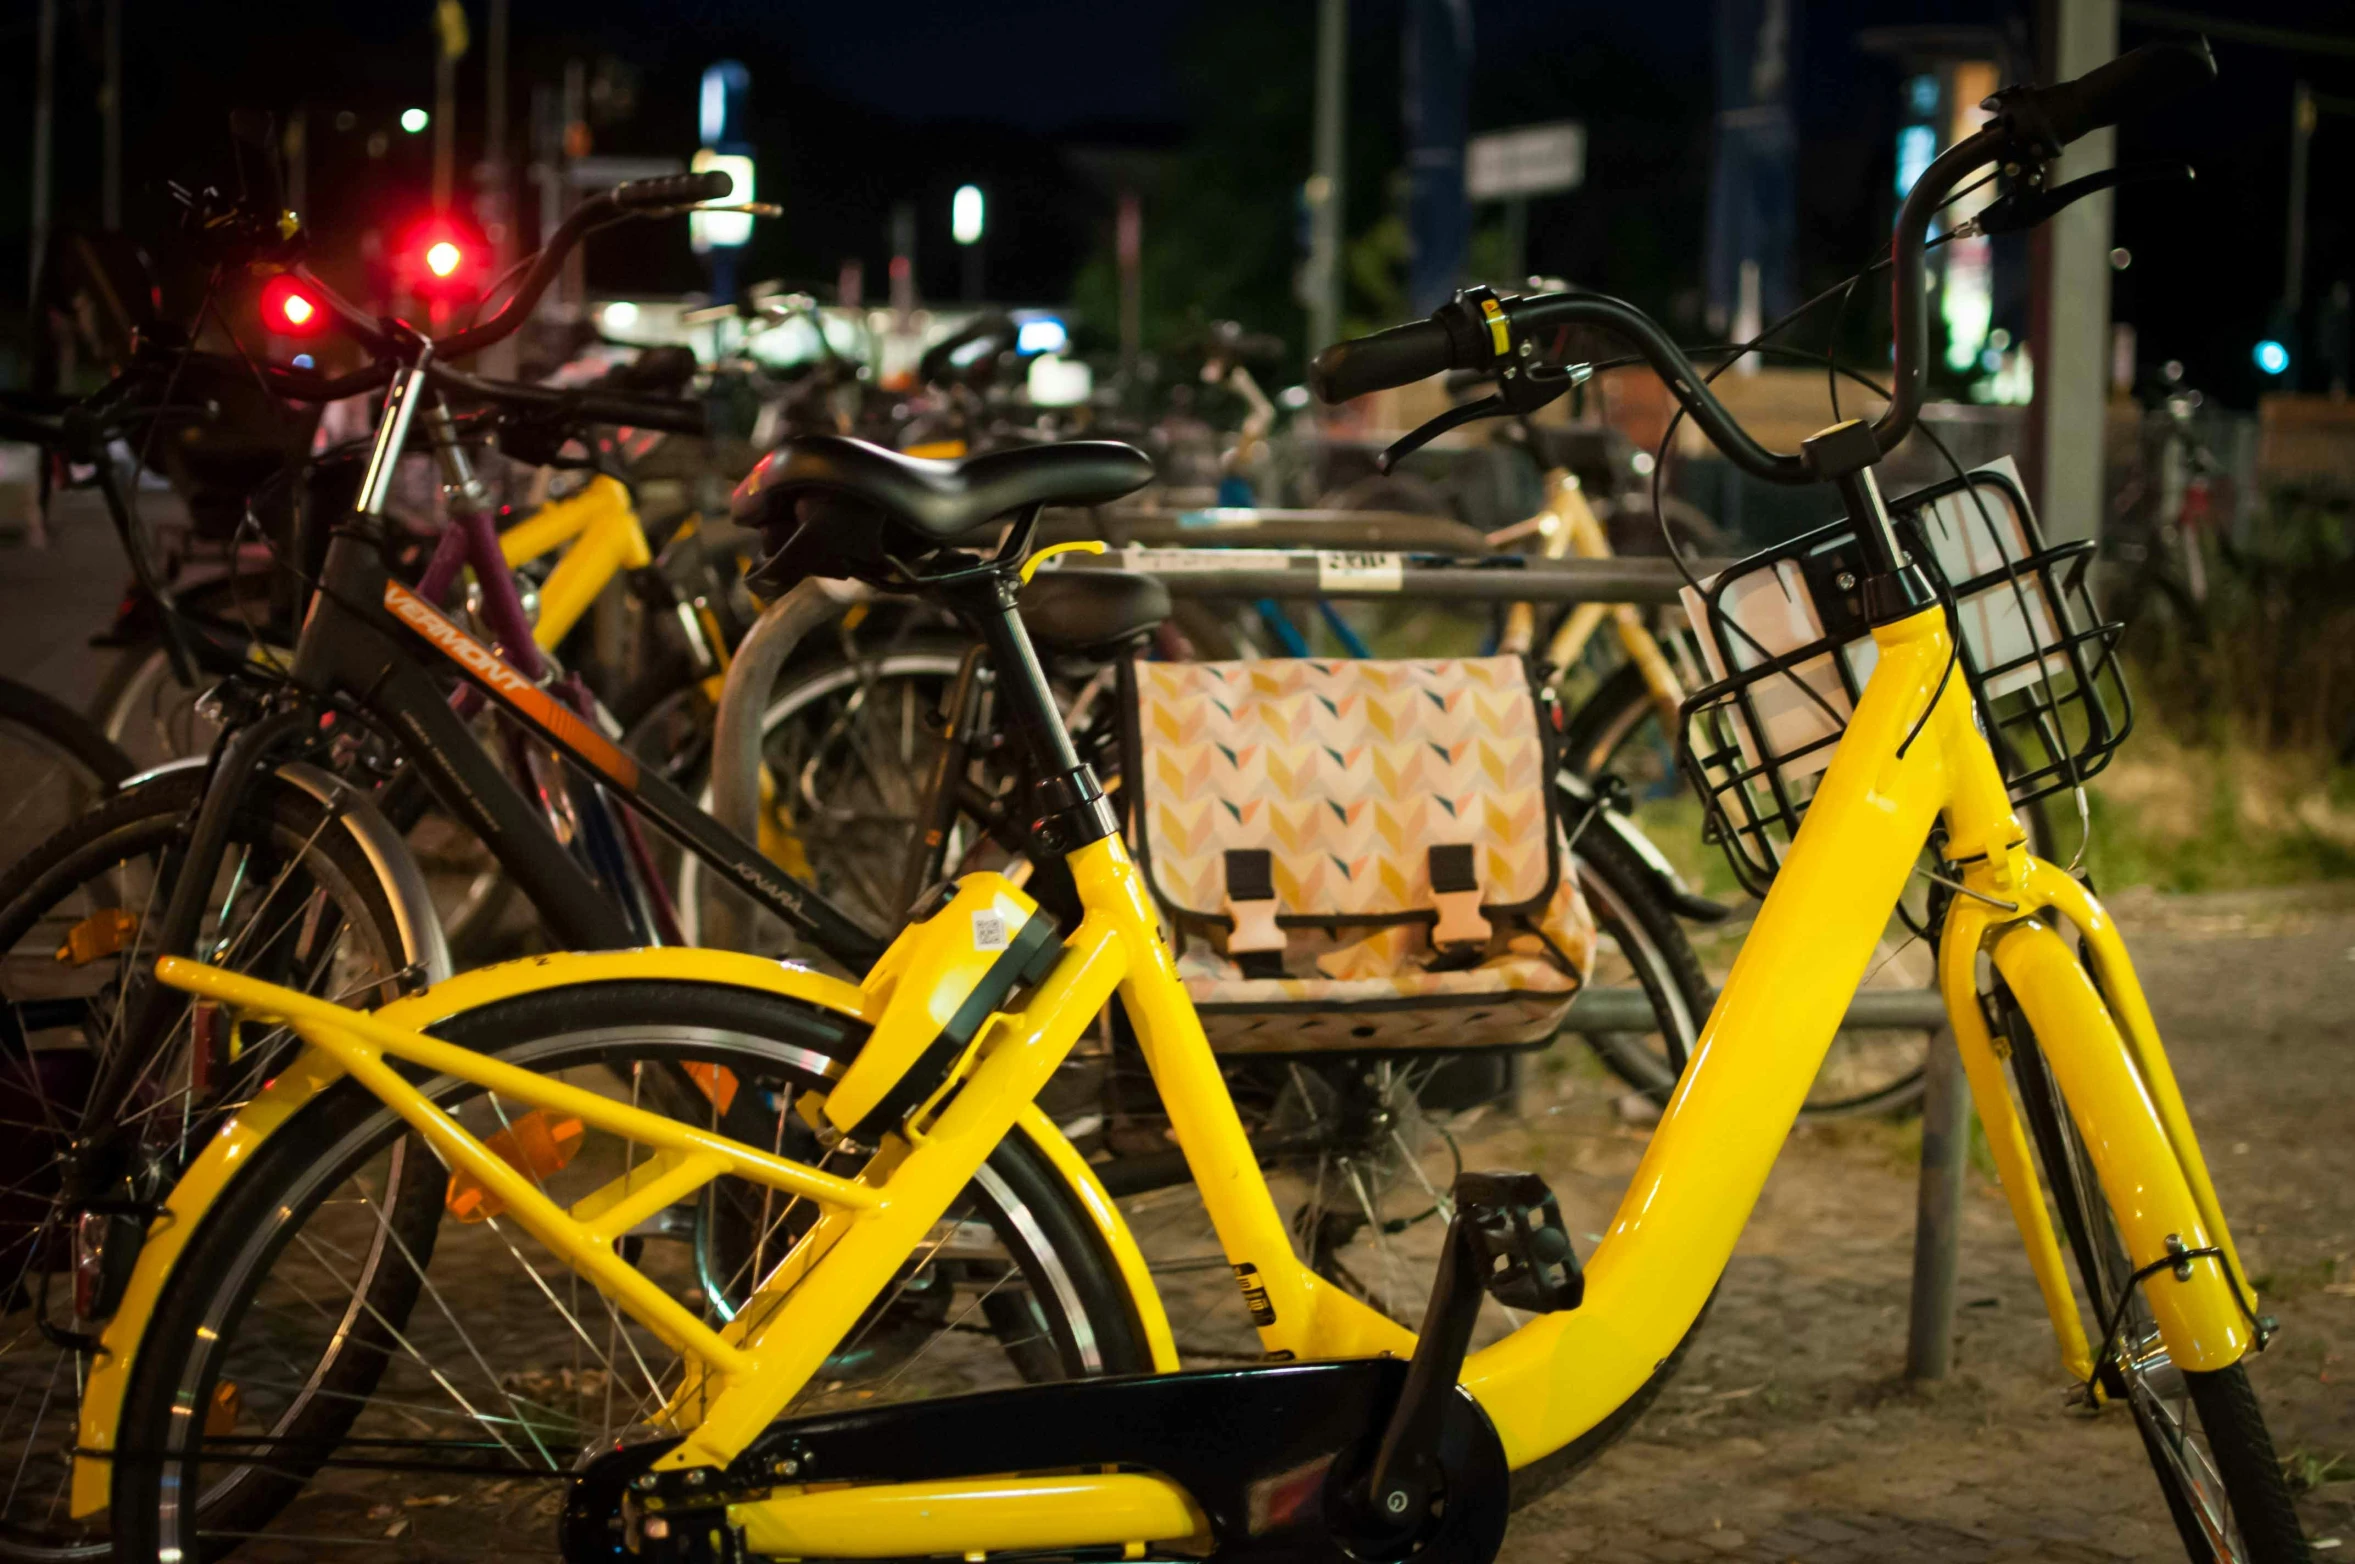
[942,559,1120,859]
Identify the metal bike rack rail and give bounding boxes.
[1060,547,1725,606]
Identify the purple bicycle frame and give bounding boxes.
[409,498,685,943]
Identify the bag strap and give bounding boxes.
[1222,848,1289,978]
[1428,843,1494,950]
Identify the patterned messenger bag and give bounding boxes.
[1121,655,1597,1053]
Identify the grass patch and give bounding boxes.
[1622,729,2355,898]
[2068,732,2355,893]
[2282,1450,2355,1494]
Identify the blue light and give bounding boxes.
[292,354,315,370]
[2254,339,2290,376]
[1895,125,1937,197]
[1016,317,1067,355]
[1907,74,1940,117]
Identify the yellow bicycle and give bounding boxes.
[73,41,2301,1564]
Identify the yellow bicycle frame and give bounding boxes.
[496,473,654,651]
[76,608,2255,1556]
[1497,469,1684,723]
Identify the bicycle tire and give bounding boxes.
[645,642,976,946]
[2000,989,2310,1562]
[110,980,1153,1563]
[0,768,419,1563]
[1558,658,1670,789]
[1561,812,1710,1096]
[0,676,132,789]
[0,676,132,885]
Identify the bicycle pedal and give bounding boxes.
[1453,1170,1584,1314]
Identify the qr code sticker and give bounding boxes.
[971,908,1010,952]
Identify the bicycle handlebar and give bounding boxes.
[430,169,734,362]
[261,360,398,403]
[1309,39,2215,485]
[612,170,736,211]
[1983,37,2215,152]
[429,363,709,436]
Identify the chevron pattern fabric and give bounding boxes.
[1134,656,1554,922]
[1128,655,1596,1054]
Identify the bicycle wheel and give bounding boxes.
[0,768,420,1562]
[1994,986,2309,1563]
[1282,820,1709,1326]
[110,980,1152,1563]
[0,678,130,882]
[648,643,973,947]
[1559,657,1681,804]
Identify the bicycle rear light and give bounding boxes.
[261,273,326,336]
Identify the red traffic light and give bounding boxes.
[261,273,326,336]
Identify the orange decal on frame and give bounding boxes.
[382,580,642,790]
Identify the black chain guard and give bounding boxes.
[572,1358,1510,1564]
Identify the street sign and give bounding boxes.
[1466,121,1585,201]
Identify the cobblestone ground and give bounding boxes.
[1479,882,2354,1563]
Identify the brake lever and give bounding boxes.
[1961,159,2191,238]
[1378,395,1504,474]
[1374,361,1593,474]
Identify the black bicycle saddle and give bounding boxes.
[736,434,1154,593]
[735,435,1153,543]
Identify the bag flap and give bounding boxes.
[1128,656,1559,930]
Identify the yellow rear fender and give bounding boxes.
[72,948,1172,1514]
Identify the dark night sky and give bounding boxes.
[0,0,2349,404]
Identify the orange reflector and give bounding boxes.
[205,1381,241,1438]
[54,907,138,967]
[685,1062,739,1115]
[446,1110,586,1223]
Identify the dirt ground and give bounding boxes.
[1479,881,2355,1563]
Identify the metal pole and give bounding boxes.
[1904,1026,1969,1380]
[1117,190,1143,383]
[29,0,57,309]
[2286,80,2313,312]
[2028,0,2117,545]
[482,0,517,376]
[285,110,307,225]
[560,59,586,314]
[434,44,457,213]
[1306,0,1348,355]
[100,0,122,230]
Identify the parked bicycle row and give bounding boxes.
[0,38,2315,1564]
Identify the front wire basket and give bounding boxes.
[1676,464,2131,897]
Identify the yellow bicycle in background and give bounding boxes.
[69,42,2304,1564]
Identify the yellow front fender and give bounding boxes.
[71,947,1172,1516]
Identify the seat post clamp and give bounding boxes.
[1031,765,1118,853]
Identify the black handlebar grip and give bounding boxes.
[611,170,736,211]
[2000,38,2216,150]
[567,389,709,436]
[1308,319,1460,404]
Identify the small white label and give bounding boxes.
[971,908,1011,952]
[1119,547,1299,574]
[1317,551,1404,592]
